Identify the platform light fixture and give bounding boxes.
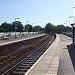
[15,18,20,38]
[69,16,75,43]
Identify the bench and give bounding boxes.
[1,37,10,40]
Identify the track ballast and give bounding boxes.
[0,34,55,75]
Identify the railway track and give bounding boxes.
[0,34,55,75]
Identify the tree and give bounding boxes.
[45,23,54,33]
[45,23,72,34]
[56,25,65,33]
[1,22,11,32]
[41,28,45,33]
[33,25,42,32]
[25,24,33,32]
[0,27,6,32]
[11,21,23,32]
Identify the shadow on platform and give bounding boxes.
[67,44,75,70]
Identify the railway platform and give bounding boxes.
[0,33,45,46]
[25,34,75,75]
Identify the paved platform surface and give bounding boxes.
[0,34,45,46]
[57,34,75,75]
[25,34,75,75]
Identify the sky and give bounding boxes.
[0,0,74,27]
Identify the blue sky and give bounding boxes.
[0,0,74,27]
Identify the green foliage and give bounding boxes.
[0,21,72,34]
[11,21,23,32]
[33,25,42,32]
[25,24,33,32]
[0,21,23,32]
[45,23,54,33]
[0,22,11,32]
[45,23,72,33]
[56,25,65,33]
[0,28,6,32]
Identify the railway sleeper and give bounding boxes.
[22,63,33,66]
[15,68,29,71]
[26,59,36,62]
[19,65,32,68]
[19,64,33,69]
[12,71,25,75]
[22,61,35,65]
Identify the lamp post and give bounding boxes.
[66,20,71,36]
[32,23,35,32]
[26,21,29,32]
[69,16,74,24]
[32,23,35,35]
[71,23,75,43]
[61,23,65,34]
[66,20,70,27]
[69,16,75,43]
[63,23,67,32]
[32,23,35,26]
[15,18,20,38]
[26,21,29,25]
